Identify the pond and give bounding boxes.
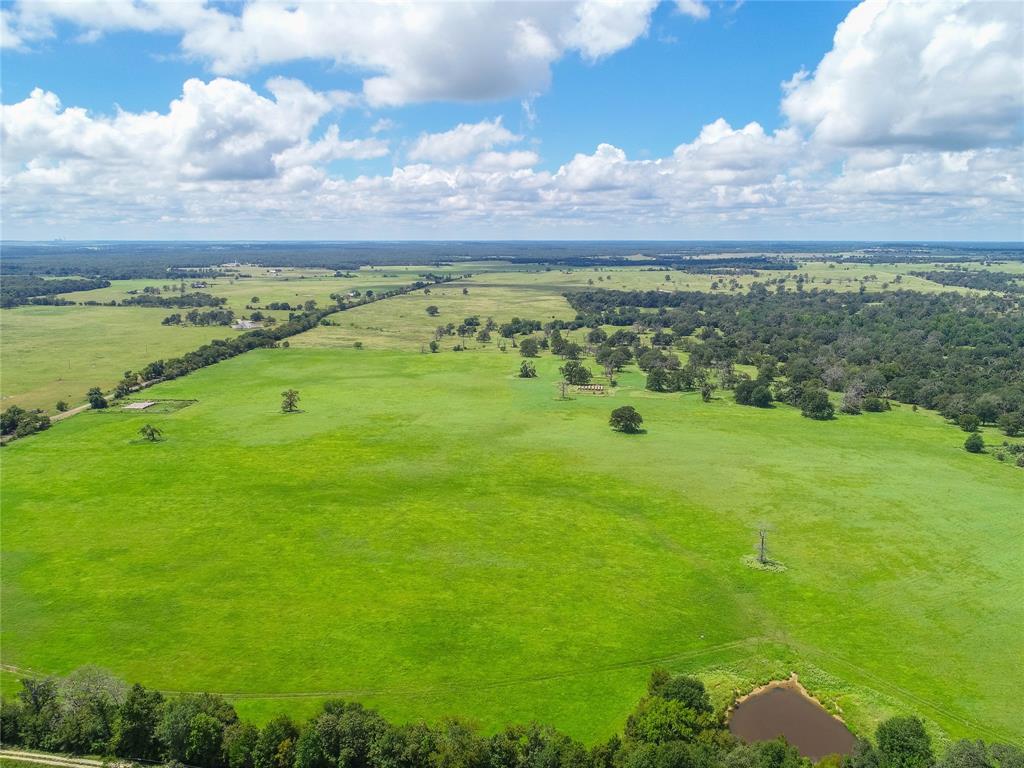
[728,678,856,761]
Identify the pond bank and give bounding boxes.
[728,675,856,761]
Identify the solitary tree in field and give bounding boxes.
[519,361,537,378]
[281,389,300,413]
[426,305,440,316]
[757,527,770,565]
[964,432,984,453]
[138,424,162,442]
[609,405,643,433]
[87,387,108,409]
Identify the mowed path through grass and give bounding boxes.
[2,349,1021,744]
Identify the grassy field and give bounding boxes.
[0,268,438,412]
[0,305,245,411]
[2,342,1020,746]
[1,260,994,411]
[293,262,983,352]
[57,267,420,315]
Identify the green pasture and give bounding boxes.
[2,346,1020,745]
[57,267,417,315]
[0,305,244,412]
[0,267,435,411]
[3,260,990,410]
[294,280,576,350]
[290,261,975,353]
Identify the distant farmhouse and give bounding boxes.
[231,319,264,330]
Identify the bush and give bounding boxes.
[863,396,890,412]
[957,413,981,432]
[519,362,537,378]
[800,389,834,420]
[964,433,984,453]
[997,410,1024,437]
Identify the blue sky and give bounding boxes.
[1,1,1020,240]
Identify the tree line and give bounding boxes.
[907,270,1023,293]
[3,666,1018,768]
[0,276,112,308]
[122,292,228,309]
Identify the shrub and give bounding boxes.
[957,413,981,432]
[800,389,834,420]
[964,433,984,453]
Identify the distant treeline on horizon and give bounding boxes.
[1,240,1021,279]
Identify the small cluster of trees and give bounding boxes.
[0,405,51,438]
[4,666,1012,768]
[162,309,237,326]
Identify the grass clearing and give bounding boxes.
[2,346,1020,744]
[0,305,244,411]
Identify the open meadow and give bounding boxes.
[2,338,1021,746]
[0,305,244,411]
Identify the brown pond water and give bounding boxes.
[728,680,856,761]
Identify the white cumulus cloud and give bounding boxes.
[782,0,1024,149]
[0,0,680,106]
[408,118,521,164]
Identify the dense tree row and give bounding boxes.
[2,666,1018,768]
[565,288,1024,433]
[907,270,1023,293]
[0,276,111,308]
[4,241,1017,278]
[122,292,228,309]
[162,309,237,327]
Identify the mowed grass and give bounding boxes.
[2,347,1021,745]
[0,305,244,411]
